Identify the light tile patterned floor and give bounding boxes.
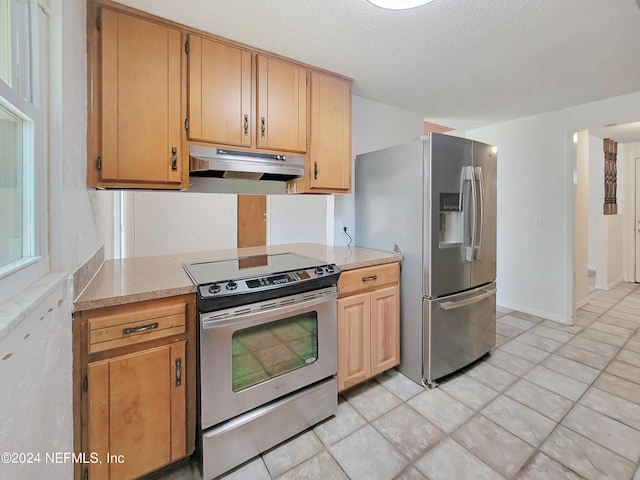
[167,282,640,480]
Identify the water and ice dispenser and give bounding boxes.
[439,192,463,246]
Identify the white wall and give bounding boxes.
[595,215,624,290]
[574,131,589,309]
[333,95,425,247]
[0,277,73,479]
[54,0,102,271]
[269,195,333,245]
[588,135,604,270]
[467,91,640,323]
[121,191,334,257]
[123,192,238,257]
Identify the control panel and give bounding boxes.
[440,192,462,212]
[199,264,339,300]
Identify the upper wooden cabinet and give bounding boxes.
[87,0,351,192]
[186,40,308,154]
[187,34,252,147]
[87,5,187,189]
[256,55,308,153]
[309,71,351,191]
[287,71,352,193]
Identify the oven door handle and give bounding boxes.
[201,290,338,329]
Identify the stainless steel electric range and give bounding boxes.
[183,252,341,480]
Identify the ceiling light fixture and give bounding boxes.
[367,0,436,10]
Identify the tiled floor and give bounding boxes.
[168,282,640,480]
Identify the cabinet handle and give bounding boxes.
[314,161,318,180]
[260,117,266,138]
[171,147,177,171]
[362,275,378,282]
[243,114,249,136]
[175,358,182,387]
[122,322,159,335]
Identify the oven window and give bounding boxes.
[231,311,318,392]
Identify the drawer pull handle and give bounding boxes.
[175,358,182,387]
[122,322,159,335]
[362,275,378,282]
[171,147,178,171]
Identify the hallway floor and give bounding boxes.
[170,282,640,479]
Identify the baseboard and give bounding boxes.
[608,277,623,290]
[595,276,624,291]
[497,300,570,325]
[574,297,589,309]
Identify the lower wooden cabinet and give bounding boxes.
[73,295,196,480]
[337,263,400,392]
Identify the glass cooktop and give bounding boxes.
[183,252,326,286]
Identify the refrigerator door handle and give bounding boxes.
[464,166,477,262]
[439,286,497,310]
[474,166,485,260]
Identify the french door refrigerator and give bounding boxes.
[355,133,497,387]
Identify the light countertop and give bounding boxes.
[74,243,402,312]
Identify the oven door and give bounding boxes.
[199,287,337,429]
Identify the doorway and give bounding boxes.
[573,124,640,317]
[237,195,266,248]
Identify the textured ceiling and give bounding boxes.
[117,0,640,131]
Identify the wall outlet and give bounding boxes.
[341,220,349,233]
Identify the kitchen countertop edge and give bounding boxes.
[73,243,402,312]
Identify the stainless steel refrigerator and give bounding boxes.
[355,133,497,387]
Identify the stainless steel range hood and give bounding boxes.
[189,145,304,181]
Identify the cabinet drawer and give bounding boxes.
[338,262,399,297]
[88,301,186,354]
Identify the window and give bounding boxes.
[0,0,47,304]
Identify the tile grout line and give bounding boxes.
[223,284,640,480]
[528,290,630,476]
[511,284,640,479]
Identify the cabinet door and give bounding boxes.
[87,342,186,480]
[256,55,307,153]
[100,8,182,184]
[309,71,351,191]
[188,35,252,147]
[337,293,370,392]
[370,285,400,376]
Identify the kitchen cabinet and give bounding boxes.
[87,0,352,192]
[286,71,352,193]
[87,3,187,189]
[186,39,308,154]
[73,294,196,480]
[336,263,400,392]
[187,34,252,147]
[256,54,308,153]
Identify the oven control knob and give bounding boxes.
[226,280,238,291]
[208,283,221,294]
[314,266,324,275]
[326,265,335,273]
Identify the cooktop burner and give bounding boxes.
[184,252,329,284]
[183,252,340,312]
